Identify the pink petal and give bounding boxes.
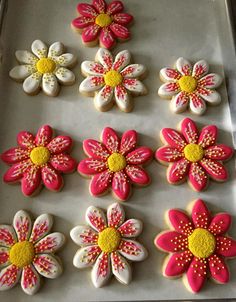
[70,226,98,246]
[35,125,53,147]
[0,264,21,291]
[89,170,113,196]
[163,250,193,277]
[191,199,211,229]
[120,130,137,155]
[189,93,206,115]
[118,239,147,261]
[204,144,233,161]
[118,219,142,237]
[176,57,192,76]
[200,158,228,181]
[13,210,32,242]
[111,251,131,285]
[71,16,95,29]
[1,147,29,164]
[0,225,16,247]
[125,165,150,185]
[41,164,63,192]
[33,254,62,279]
[21,265,40,295]
[126,147,153,165]
[198,125,217,148]
[92,0,106,13]
[82,24,101,43]
[99,27,115,49]
[170,91,189,113]
[112,171,130,201]
[0,247,10,267]
[86,205,107,232]
[180,117,199,144]
[185,257,207,293]
[155,146,183,163]
[47,136,72,154]
[78,158,107,175]
[50,154,76,173]
[160,128,186,150]
[34,232,65,253]
[73,245,101,268]
[17,131,35,150]
[107,202,125,228]
[3,159,32,183]
[107,1,124,14]
[101,127,120,153]
[167,208,194,236]
[83,139,110,160]
[208,254,229,284]
[188,163,208,192]
[192,60,209,79]
[30,213,53,243]
[21,166,41,196]
[113,13,133,25]
[91,252,111,288]
[198,73,222,89]
[77,3,98,17]
[113,49,131,71]
[216,236,236,257]
[167,158,190,184]
[109,23,130,40]
[208,213,231,235]
[154,231,188,253]
[159,68,181,81]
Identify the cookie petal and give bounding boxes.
[101,127,120,153]
[9,65,36,80]
[82,24,101,43]
[122,79,146,94]
[17,131,35,150]
[216,236,236,257]
[114,85,131,112]
[0,225,16,247]
[120,130,137,155]
[167,158,190,184]
[94,85,114,111]
[198,73,222,89]
[163,250,193,277]
[72,16,95,29]
[155,146,183,163]
[204,144,233,161]
[180,117,199,144]
[33,254,62,279]
[79,76,104,93]
[196,87,221,104]
[109,23,130,40]
[154,231,188,252]
[86,205,107,232]
[15,50,38,64]
[35,124,53,147]
[42,73,59,96]
[55,67,75,85]
[90,170,113,197]
[81,61,105,76]
[167,209,194,236]
[23,72,42,94]
[208,213,231,235]
[192,60,209,79]
[208,254,229,284]
[198,125,217,148]
[170,91,189,113]
[56,53,76,68]
[30,213,53,243]
[73,246,101,268]
[160,68,181,81]
[31,40,48,59]
[50,154,77,173]
[0,247,10,268]
[77,3,98,18]
[91,252,111,288]
[107,202,125,228]
[118,219,143,238]
[3,160,32,183]
[1,147,29,164]
[78,158,107,175]
[189,93,206,115]
[107,1,124,14]
[83,139,110,160]
[13,210,32,242]
[21,265,40,295]
[0,264,21,291]
[126,147,153,165]
[176,57,192,76]
[21,166,41,197]
[112,50,131,72]
[48,41,64,57]
[41,164,63,191]
[200,158,228,181]
[191,199,211,229]
[95,48,113,69]
[47,136,72,154]
[160,128,186,150]
[92,0,106,13]
[185,257,207,293]
[188,162,208,192]
[70,226,98,246]
[113,13,133,25]
[112,171,130,201]
[34,232,65,254]
[111,251,131,285]
[121,64,146,78]
[125,165,150,185]
[118,239,147,261]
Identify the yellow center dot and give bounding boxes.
[178,75,197,93]
[98,227,121,253]
[104,70,123,88]
[188,228,215,258]
[95,13,112,27]
[184,143,204,163]
[30,146,50,166]
[36,58,56,74]
[9,241,35,268]
[107,152,126,172]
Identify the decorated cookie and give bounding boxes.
[155,118,233,191]
[158,57,222,115]
[70,202,147,288]
[79,48,147,112]
[154,199,236,293]
[71,0,133,49]
[9,40,77,96]
[78,127,153,201]
[1,125,77,196]
[0,210,65,295]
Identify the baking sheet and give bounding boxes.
[0,0,236,301]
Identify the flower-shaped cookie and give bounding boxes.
[1,125,77,196]
[71,0,133,49]
[154,199,236,293]
[0,210,65,295]
[158,57,222,115]
[70,202,147,288]
[9,40,77,96]
[79,48,147,112]
[78,127,153,201]
[155,118,233,191]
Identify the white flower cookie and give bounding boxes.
[158,57,222,115]
[9,40,77,96]
[79,48,147,112]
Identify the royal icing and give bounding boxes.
[78,127,153,201]
[1,125,77,196]
[71,0,133,49]
[0,210,65,295]
[155,118,233,191]
[158,57,222,115]
[70,202,147,288]
[9,40,76,96]
[154,199,236,293]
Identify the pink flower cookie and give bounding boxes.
[71,0,133,49]
[79,48,147,112]
[78,127,153,201]
[1,125,77,197]
[158,57,222,115]
[154,199,236,293]
[70,202,147,288]
[0,210,65,295]
[155,118,233,191]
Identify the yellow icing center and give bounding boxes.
[178,75,197,93]
[9,241,35,268]
[36,58,56,74]
[30,146,50,165]
[188,228,215,258]
[184,143,204,162]
[98,227,121,253]
[104,70,123,88]
[95,13,112,27]
[107,152,126,172]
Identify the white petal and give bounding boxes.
[23,72,42,94]
[192,60,209,78]
[94,85,114,111]
[79,76,104,93]
[158,82,180,97]
[0,225,16,247]
[73,245,101,268]
[81,61,105,76]
[34,232,65,253]
[176,57,192,76]
[85,205,107,232]
[118,239,148,261]
[170,91,189,113]
[15,50,38,64]
[122,79,146,94]
[48,42,64,58]
[118,219,143,238]
[0,264,21,291]
[42,73,59,96]
[30,213,53,243]
[112,50,131,72]
[9,65,36,80]
[199,73,222,89]
[55,67,75,85]
[21,265,40,295]
[107,202,125,228]
[159,67,181,81]
[56,53,76,67]
[95,48,113,70]
[189,94,206,115]
[198,89,221,104]
[33,254,62,279]
[31,39,48,58]
[91,252,111,288]
[111,252,131,285]
[114,85,131,111]
[13,210,32,242]
[0,247,10,268]
[121,64,146,78]
[70,225,98,246]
